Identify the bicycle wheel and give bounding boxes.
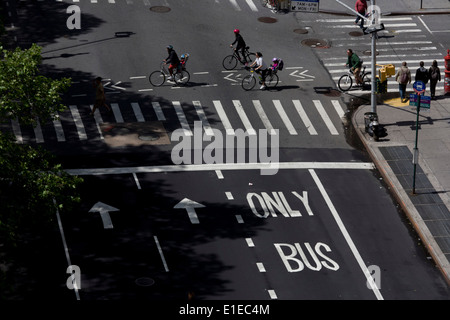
[149,70,165,87]
[242,75,256,91]
[362,72,371,89]
[338,74,352,91]
[174,70,190,85]
[222,55,238,70]
[246,52,256,63]
[265,73,279,88]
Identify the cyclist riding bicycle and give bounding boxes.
[346,48,363,86]
[164,45,180,80]
[230,29,247,64]
[249,52,268,90]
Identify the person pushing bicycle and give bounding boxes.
[346,48,363,86]
[230,29,247,64]
[163,45,180,81]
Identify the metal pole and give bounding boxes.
[371,0,377,114]
[412,93,421,194]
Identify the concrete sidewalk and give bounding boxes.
[352,90,450,285]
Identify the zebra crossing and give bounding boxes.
[48,0,264,12]
[8,98,347,145]
[315,16,445,93]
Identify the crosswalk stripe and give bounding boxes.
[33,119,44,143]
[313,100,339,136]
[331,100,346,119]
[172,101,192,136]
[131,102,145,122]
[232,100,256,135]
[229,0,241,11]
[252,100,276,135]
[245,0,258,11]
[273,100,298,135]
[292,100,318,136]
[193,101,214,136]
[213,100,235,135]
[152,102,166,121]
[111,103,124,123]
[52,114,66,142]
[11,119,23,144]
[90,105,104,140]
[69,105,87,140]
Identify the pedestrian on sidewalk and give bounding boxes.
[90,77,111,116]
[415,61,429,86]
[354,0,368,29]
[428,60,441,100]
[395,62,411,103]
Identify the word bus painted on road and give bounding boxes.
[247,191,313,218]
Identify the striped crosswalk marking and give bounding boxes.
[173,101,192,136]
[245,0,258,11]
[131,102,145,122]
[11,119,23,144]
[213,100,235,136]
[331,100,346,119]
[273,100,298,135]
[111,103,124,123]
[52,114,66,142]
[152,102,166,121]
[193,101,214,136]
[313,100,339,136]
[229,0,241,11]
[292,100,317,135]
[33,120,44,144]
[233,100,256,135]
[90,105,104,140]
[69,105,87,140]
[252,100,276,135]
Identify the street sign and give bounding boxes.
[290,0,320,12]
[409,94,431,109]
[413,81,426,95]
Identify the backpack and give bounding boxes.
[430,67,439,80]
[277,59,284,71]
[399,70,408,84]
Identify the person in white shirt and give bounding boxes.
[249,52,268,90]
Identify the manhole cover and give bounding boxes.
[258,17,277,23]
[349,31,364,37]
[139,133,160,141]
[293,28,308,34]
[150,6,171,13]
[363,50,379,56]
[301,39,330,49]
[135,277,155,287]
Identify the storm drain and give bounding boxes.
[349,31,364,37]
[139,133,160,141]
[150,6,171,13]
[293,28,309,34]
[135,277,155,287]
[301,38,330,49]
[258,17,277,23]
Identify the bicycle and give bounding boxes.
[337,65,371,92]
[241,67,279,91]
[149,61,190,87]
[261,0,279,12]
[222,46,256,70]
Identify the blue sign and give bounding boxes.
[413,81,426,94]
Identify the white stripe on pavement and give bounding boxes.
[111,103,124,123]
[52,114,66,142]
[233,100,256,135]
[33,119,44,143]
[11,119,23,144]
[273,100,297,135]
[252,100,277,135]
[292,100,318,135]
[332,100,346,119]
[313,100,339,136]
[90,105,104,140]
[152,102,166,121]
[213,100,235,136]
[172,101,192,136]
[193,101,214,136]
[131,102,145,122]
[69,105,87,140]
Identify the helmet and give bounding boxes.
[167,45,173,50]
[272,58,278,62]
[234,29,239,34]
[180,54,185,59]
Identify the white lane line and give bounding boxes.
[246,238,255,247]
[252,100,277,135]
[90,105,104,140]
[69,105,87,140]
[292,100,318,135]
[111,103,124,123]
[131,102,145,122]
[313,100,339,135]
[331,100,346,119]
[193,101,214,136]
[154,236,169,272]
[215,170,224,179]
[53,114,66,142]
[225,192,234,200]
[273,100,297,135]
[232,100,256,135]
[256,262,266,272]
[246,0,258,11]
[309,169,384,300]
[132,172,141,189]
[65,161,375,176]
[229,0,241,11]
[417,16,433,34]
[11,119,23,144]
[173,101,192,136]
[268,289,278,299]
[33,119,44,143]
[236,215,244,223]
[213,100,235,136]
[130,76,146,79]
[152,102,166,121]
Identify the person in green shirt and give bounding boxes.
[346,49,363,86]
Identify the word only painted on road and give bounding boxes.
[247,191,313,218]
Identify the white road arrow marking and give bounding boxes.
[224,73,242,83]
[174,198,205,224]
[103,80,126,92]
[89,202,119,229]
[290,69,315,81]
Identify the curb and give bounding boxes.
[351,105,450,286]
